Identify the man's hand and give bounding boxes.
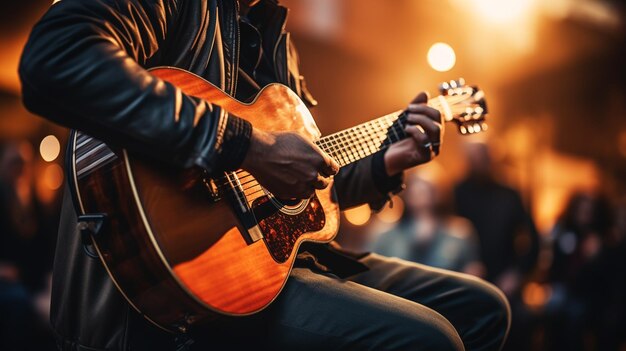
[384,92,443,176]
[241,129,340,199]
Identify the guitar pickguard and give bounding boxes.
[252,195,326,263]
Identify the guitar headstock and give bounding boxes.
[434,78,488,135]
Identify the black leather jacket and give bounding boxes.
[19,0,402,349]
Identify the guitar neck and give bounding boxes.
[315,96,452,167]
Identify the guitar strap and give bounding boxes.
[77,213,107,259]
[297,242,369,278]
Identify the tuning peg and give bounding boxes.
[449,80,458,88]
[458,77,466,86]
[471,89,488,114]
[439,81,450,95]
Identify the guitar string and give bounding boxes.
[238,119,401,195]
[222,101,470,194]
[222,95,470,183]
[226,113,405,187]
[221,107,439,193]
[312,95,475,160]
[315,113,405,160]
[213,95,476,194]
[311,94,470,145]
[221,120,467,200]
[237,120,406,193]
[219,125,400,195]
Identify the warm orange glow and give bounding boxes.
[43,163,64,190]
[427,43,456,72]
[522,282,551,309]
[39,135,60,162]
[344,204,371,226]
[471,0,536,24]
[376,196,405,224]
[532,151,601,233]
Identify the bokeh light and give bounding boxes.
[43,163,64,190]
[522,282,552,309]
[39,135,60,162]
[376,196,405,224]
[344,204,371,226]
[427,42,456,72]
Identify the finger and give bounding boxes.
[406,114,442,154]
[404,124,430,148]
[406,104,443,125]
[403,127,435,163]
[319,152,340,177]
[312,175,330,190]
[404,125,436,161]
[291,186,314,200]
[409,91,429,105]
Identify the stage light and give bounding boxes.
[472,0,535,24]
[427,43,456,72]
[344,204,371,226]
[40,135,60,162]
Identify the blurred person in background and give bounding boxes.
[0,142,56,350]
[453,142,539,351]
[545,192,624,351]
[373,172,485,277]
[454,142,539,295]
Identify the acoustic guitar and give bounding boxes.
[69,67,487,332]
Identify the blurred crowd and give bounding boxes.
[0,141,58,350]
[1,136,625,351]
[365,142,626,351]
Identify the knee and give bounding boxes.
[467,277,512,349]
[396,310,465,351]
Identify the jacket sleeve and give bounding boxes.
[19,0,251,174]
[332,150,404,211]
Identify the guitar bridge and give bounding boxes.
[224,172,264,244]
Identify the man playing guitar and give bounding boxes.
[19,0,510,350]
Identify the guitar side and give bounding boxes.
[71,67,339,332]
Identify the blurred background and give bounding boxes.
[1,0,625,350]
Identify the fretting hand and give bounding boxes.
[384,92,443,176]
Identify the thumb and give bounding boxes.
[409,91,429,105]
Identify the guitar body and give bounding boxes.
[69,67,339,332]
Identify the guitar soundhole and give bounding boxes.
[252,195,325,263]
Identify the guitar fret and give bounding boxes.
[316,110,408,168]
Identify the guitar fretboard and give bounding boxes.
[314,95,453,167]
[314,110,407,167]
